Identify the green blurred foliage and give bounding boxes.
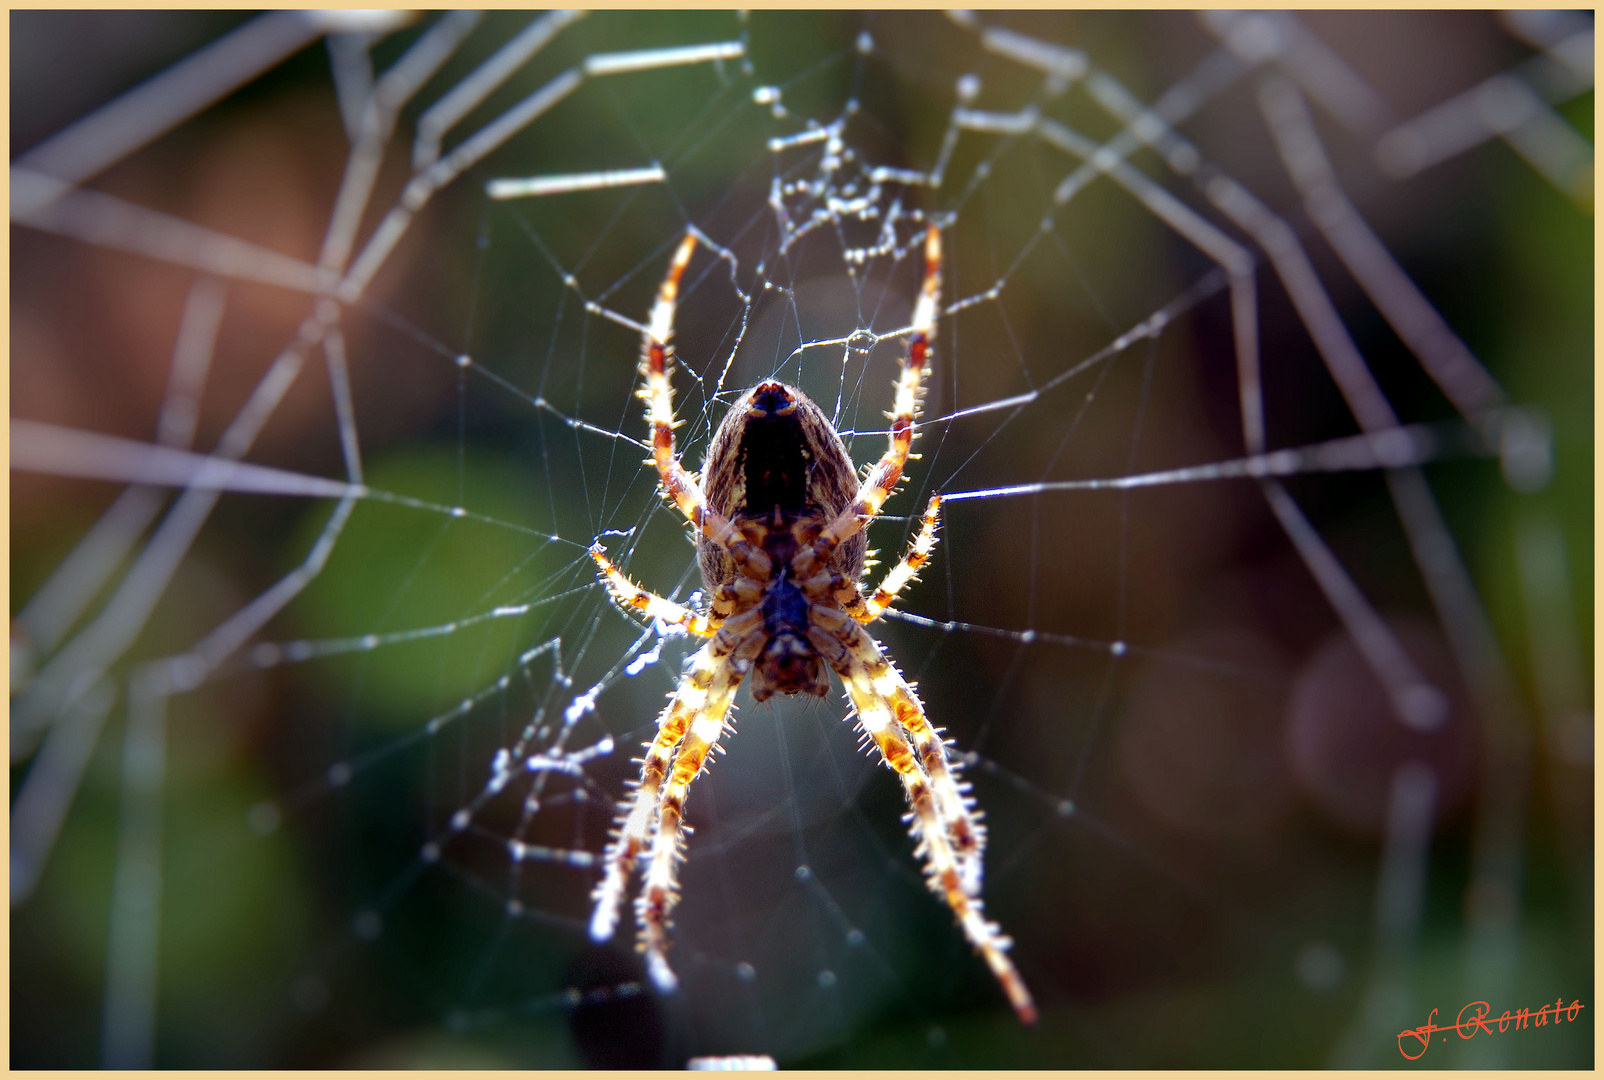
[286,446,549,731]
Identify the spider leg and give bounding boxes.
[809,605,986,888]
[639,230,771,578]
[590,542,727,637]
[796,226,941,577]
[637,627,764,991]
[590,609,761,945]
[809,610,1037,1025]
[832,494,942,623]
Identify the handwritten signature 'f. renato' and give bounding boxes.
[1399,998,1586,1060]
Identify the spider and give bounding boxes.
[586,225,1037,1025]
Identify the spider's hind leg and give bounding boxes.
[812,607,986,887]
[810,608,1036,1025]
[589,703,692,945]
[589,610,759,946]
[637,623,764,989]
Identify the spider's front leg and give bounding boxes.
[638,230,771,579]
[810,606,986,890]
[797,225,941,576]
[809,608,1037,1025]
[590,609,761,947]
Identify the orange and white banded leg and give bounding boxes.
[802,226,942,570]
[639,230,770,577]
[590,542,725,638]
[835,494,943,623]
[815,608,986,892]
[637,631,763,990]
[818,625,1036,1025]
[590,609,761,945]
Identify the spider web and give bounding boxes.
[10,10,1593,1068]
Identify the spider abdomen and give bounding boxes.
[697,381,866,591]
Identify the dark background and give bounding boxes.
[11,10,1592,1068]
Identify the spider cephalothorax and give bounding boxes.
[586,226,1037,1024]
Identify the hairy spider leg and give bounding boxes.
[589,542,726,638]
[590,608,762,944]
[811,614,1037,1026]
[797,225,941,576]
[834,494,943,623]
[640,230,771,579]
[637,629,764,991]
[811,604,986,892]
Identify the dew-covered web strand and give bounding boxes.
[946,34,1443,734]
[113,20,1279,884]
[75,23,1193,834]
[18,13,612,1059]
[1078,334,1161,796]
[31,18,782,1059]
[1095,48,1533,794]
